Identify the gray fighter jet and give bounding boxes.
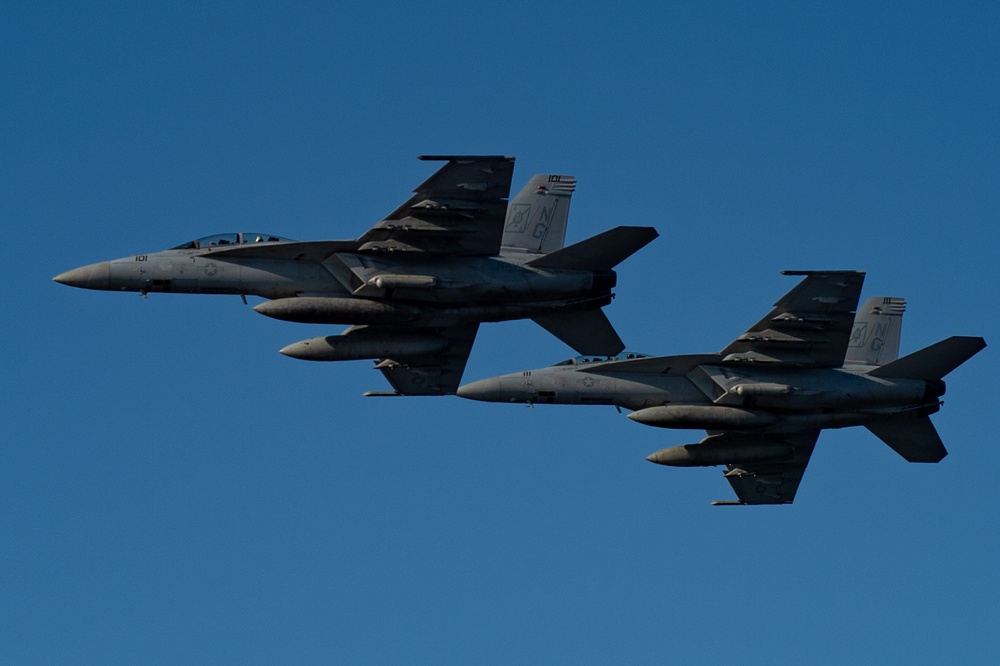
[54,156,657,395]
[458,271,986,504]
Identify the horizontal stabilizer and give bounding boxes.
[526,226,658,271]
[532,309,625,356]
[868,336,986,380]
[866,416,947,463]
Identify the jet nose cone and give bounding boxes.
[456,377,504,402]
[53,262,111,290]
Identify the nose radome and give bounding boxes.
[456,377,504,402]
[53,262,111,290]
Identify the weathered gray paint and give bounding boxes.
[458,271,986,505]
[54,156,658,396]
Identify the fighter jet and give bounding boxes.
[458,271,986,504]
[54,155,657,395]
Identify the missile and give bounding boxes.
[628,405,775,429]
[254,297,421,324]
[645,440,794,467]
[280,333,449,361]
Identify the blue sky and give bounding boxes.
[3,2,998,663]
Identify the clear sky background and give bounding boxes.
[3,2,998,663]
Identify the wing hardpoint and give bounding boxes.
[371,323,480,396]
[355,156,516,256]
[719,271,866,367]
[715,431,820,505]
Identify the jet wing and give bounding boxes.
[371,323,480,396]
[356,156,516,256]
[715,431,820,505]
[719,270,866,367]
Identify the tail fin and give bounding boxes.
[501,174,576,254]
[866,415,947,462]
[532,309,625,356]
[845,297,906,366]
[526,226,659,272]
[868,336,986,380]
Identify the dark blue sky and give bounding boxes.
[3,2,998,663]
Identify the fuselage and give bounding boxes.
[83,251,340,298]
[456,354,945,435]
[53,232,617,325]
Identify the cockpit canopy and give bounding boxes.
[171,232,296,250]
[553,351,652,366]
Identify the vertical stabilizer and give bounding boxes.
[501,174,576,254]
[845,297,905,366]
